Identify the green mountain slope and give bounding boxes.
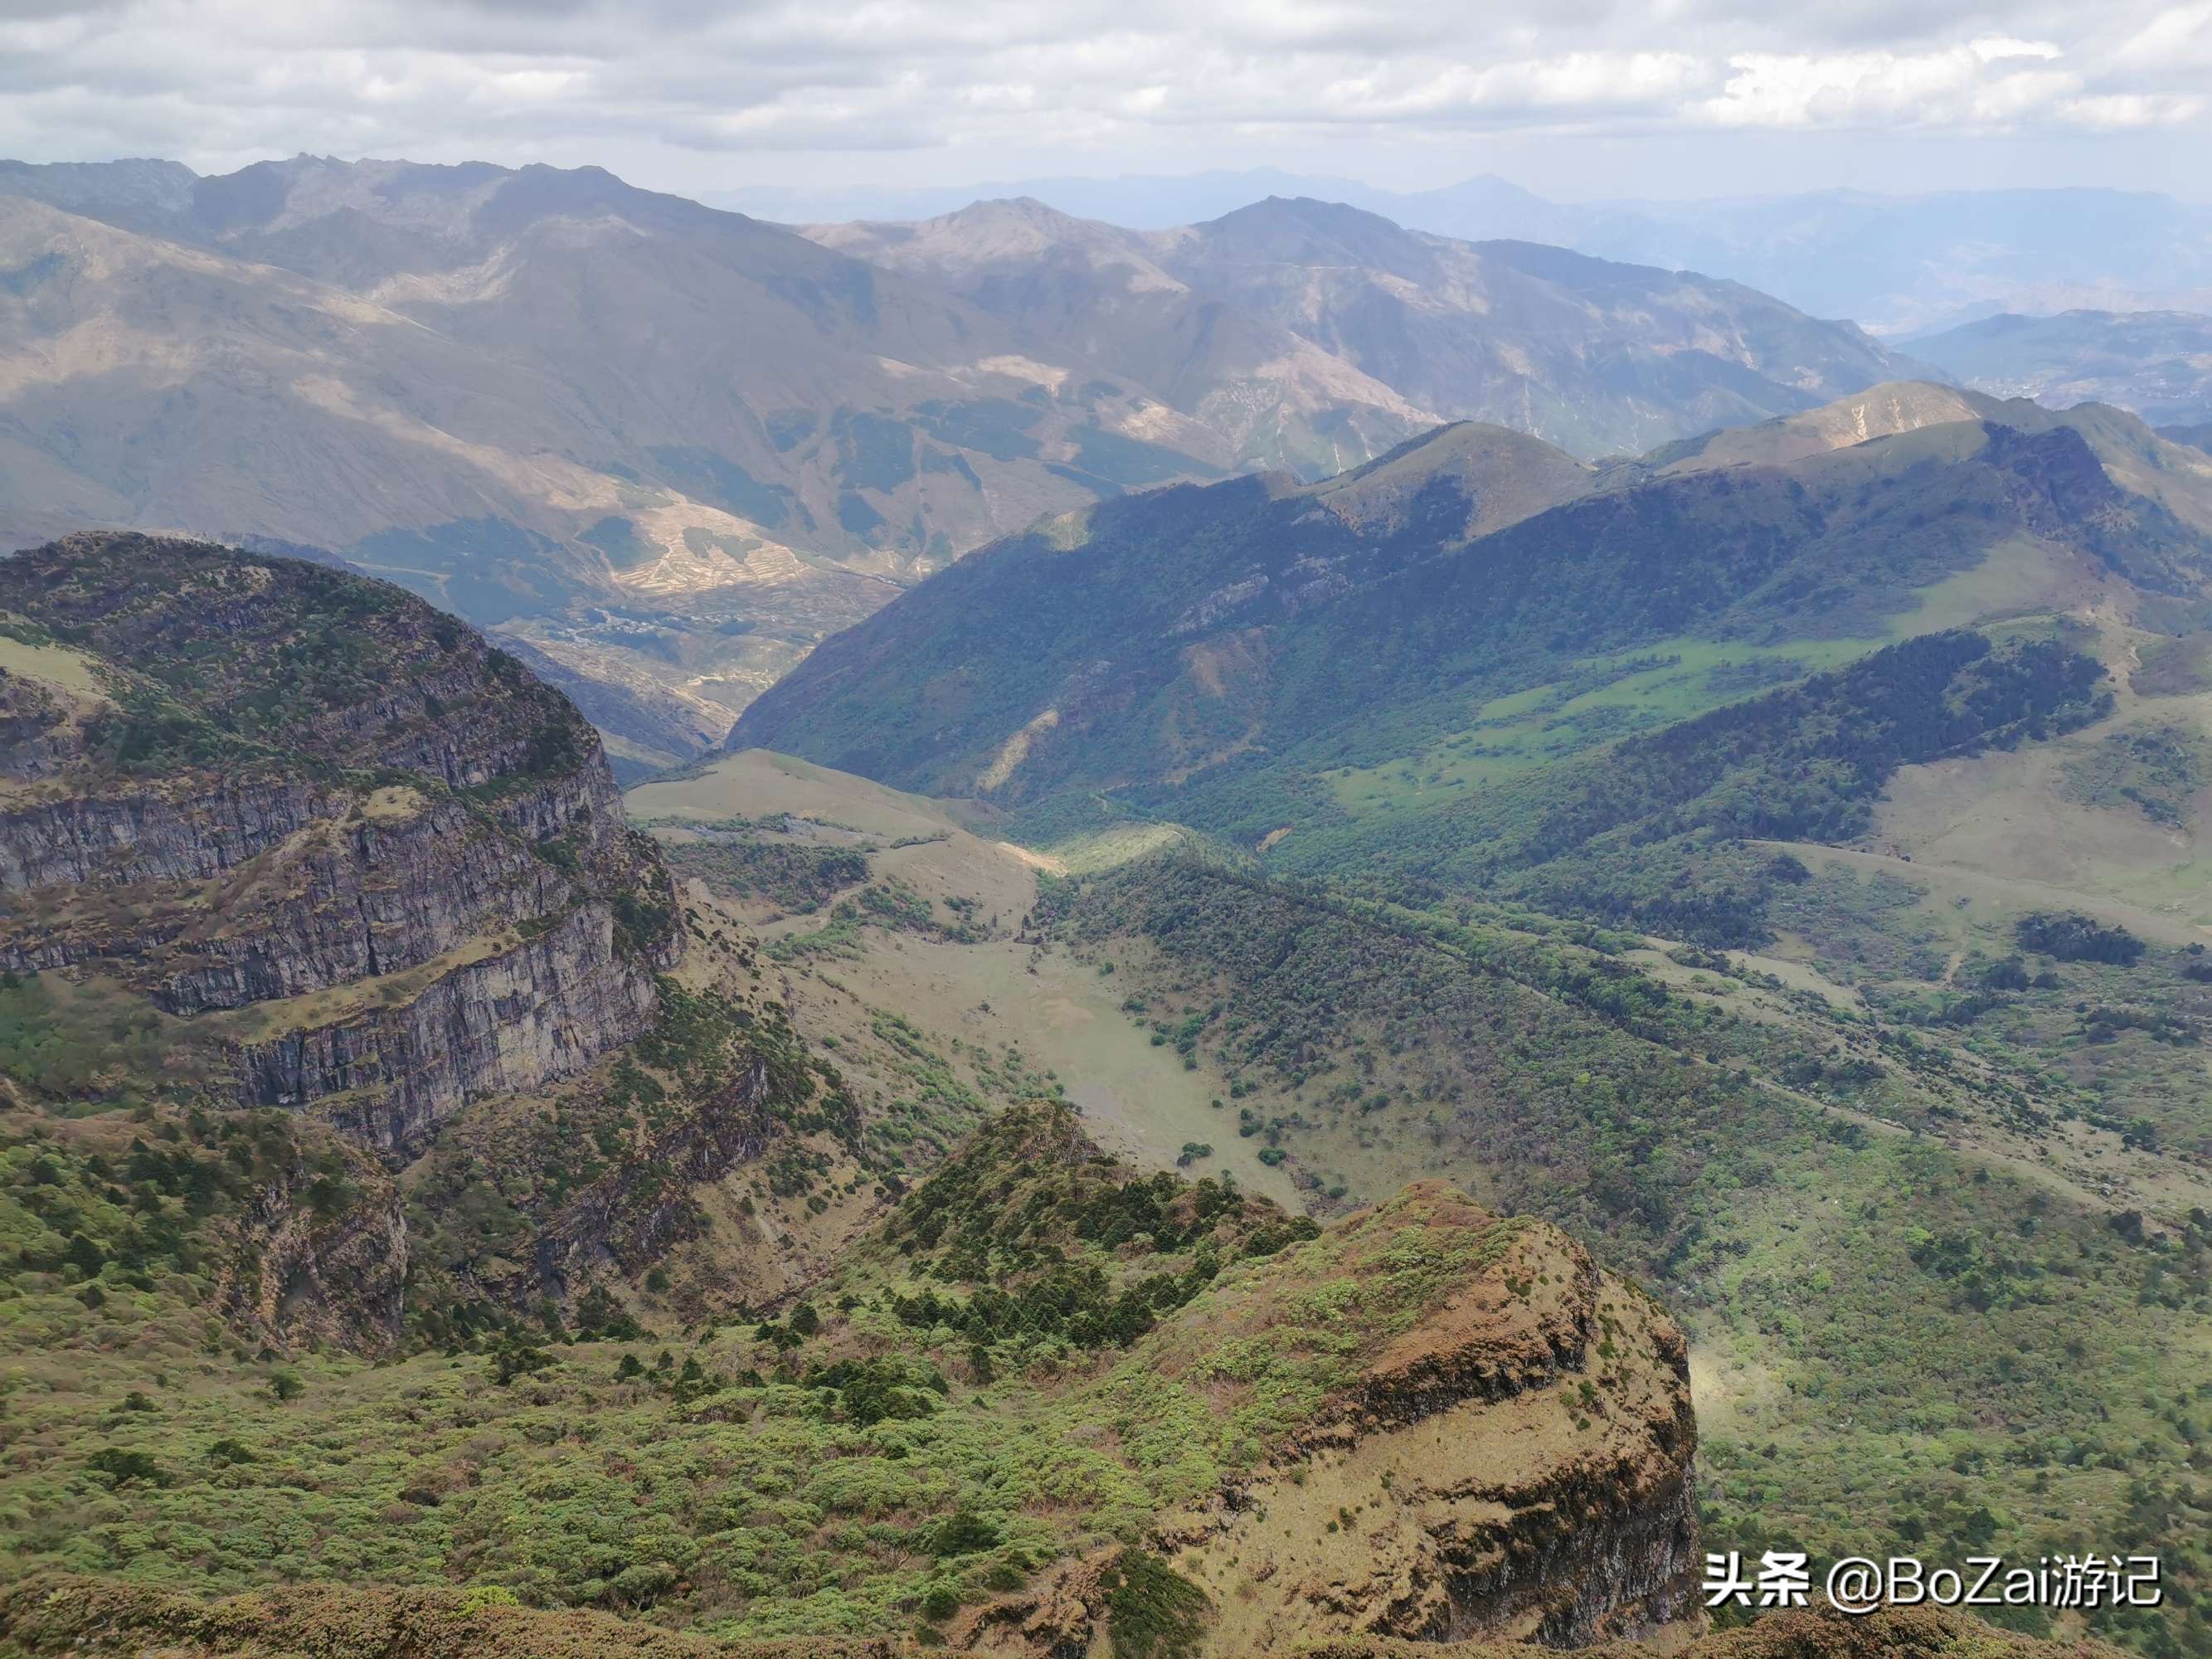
[728,395,2207,815]
[0,1068,1706,1652]
[1030,851,2212,1658]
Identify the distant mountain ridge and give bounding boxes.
[727,384,2212,815]
[0,156,1242,765]
[814,194,1925,461]
[1910,309,2212,428]
[0,154,1924,761]
[722,168,2212,338]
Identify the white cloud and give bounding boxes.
[2060,91,2205,128]
[0,0,2202,189]
[2112,2,2212,66]
[1970,36,2064,62]
[1701,46,2082,129]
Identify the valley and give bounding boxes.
[625,750,1303,1205]
[717,377,2212,1657]
[0,164,2209,1659]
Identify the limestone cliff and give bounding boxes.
[0,533,681,1158]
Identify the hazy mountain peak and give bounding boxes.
[1204,193,1401,232]
[1171,193,1437,275]
[0,155,198,229]
[1910,306,2212,429]
[811,192,1157,277]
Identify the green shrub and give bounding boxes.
[85,1448,170,1488]
[1101,1550,1210,1659]
[928,1509,1000,1557]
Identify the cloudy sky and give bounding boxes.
[2,0,2207,203]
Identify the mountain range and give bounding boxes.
[715,170,2212,338]
[813,196,1916,461]
[2,194,2210,1653]
[728,380,2212,820]
[0,157,1228,766]
[1,157,1929,767]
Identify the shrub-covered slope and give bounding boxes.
[0,1098,1702,1657]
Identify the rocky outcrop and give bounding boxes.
[965,1183,1700,1658]
[0,776,335,893]
[0,533,681,1161]
[2,786,541,1000]
[1277,1209,1700,1646]
[237,899,659,1157]
[531,1050,776,1295]
[211,1132,410,1355]
[1209,1198,1699,1651]
[0,673,80,780]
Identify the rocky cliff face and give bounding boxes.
[530,1049,775,1294]
[236,899,662,1155]
[1247,1198,1700,1648]
[964,1180,1702,1657]
[210,1129,411,1355]
[0,533,680,1160]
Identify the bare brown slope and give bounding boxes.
[0,164,1234,752]
[1139,200,1919,458]
[812,197,1437,476]
[812,196,1923,465]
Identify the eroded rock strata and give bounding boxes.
[0,533,679,1158]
